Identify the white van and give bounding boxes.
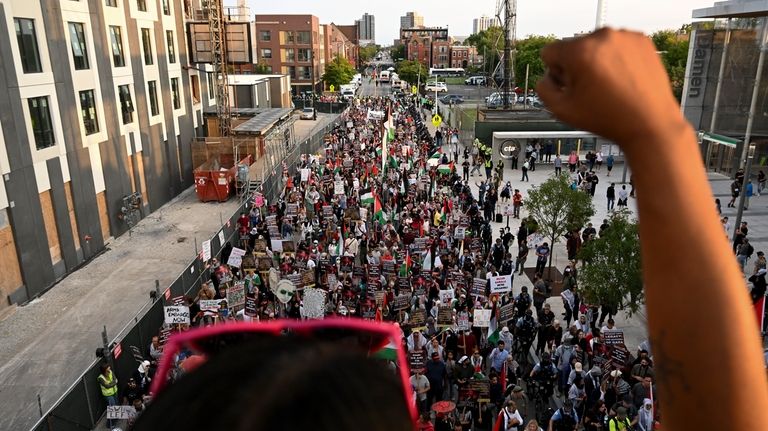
[378,70,390,83]
[391,73,402,88]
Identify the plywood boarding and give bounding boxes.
[39,190,61,264]
[64,182,81,250]
[136,151,148,205]
[126,154,136,194]
[96,192,111,241]
[0,222,24,308]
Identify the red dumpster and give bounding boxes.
[194,154,252,202]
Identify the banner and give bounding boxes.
[473,309,491,327]
[227,247,246,267]
[201,240,212,262]
[227,281,246,309]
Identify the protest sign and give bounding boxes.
[199,299,224,313]
[490,275,512,294]
[107,406,137,420]
[499,303,516,324]
[397,276,411,291]
[282,240,296,253]
[301,269,315,288]
[254,239,267,253]
[301,169,310,182]
[227,247,246,267]
[610,347,630,367]
[457,311,470,331]
[244,296,258,317]
[471,278,487,298]
[340,256,354,273]
[334,180,345,194]
[409,351,426,371]
[257,256,273,271]
[454,226,466,240]
[603,330,626,346]
[374,291,387,307]
[473,309,491,327]
[393,294,410,311]
[437,306,453,327]
[469,379,491,403]
[438,289,455,306]
[286,204,298,216]
[410,309,427,329]
[164,306,190,324]
[227,281,246,309]
[270,239,283,252]
[201,240,211,262]
[322,205,333,217]
[301,288,327,319]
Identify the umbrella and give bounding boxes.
[431,401,456,414]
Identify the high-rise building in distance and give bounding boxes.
[358,13,375,45]
[400,11,424,30]
[473,15,495,34]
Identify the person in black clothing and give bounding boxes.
[606,183,616,211]
[599,219,610,237]
[749,269,767,303]
[588,171,599,197]
[502,228,514,251]
[582,223,596,243]
[517,223,528,246]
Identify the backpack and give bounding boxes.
[553,410,577,431]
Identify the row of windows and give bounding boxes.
[258,30,312,45]
[14,17,177,74]
[104,0,171,14]
[28,76,185,150]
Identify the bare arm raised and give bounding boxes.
[537,28,768,430]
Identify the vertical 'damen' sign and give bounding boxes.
[164,306,190,324]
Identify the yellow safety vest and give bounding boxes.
[98,371,118,397]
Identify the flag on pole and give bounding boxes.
[437,163,452,175]
[374,195,387,223]
[422,249,432,271]
[488,301,500,345]
[400,250,412,276]
[360,188,374,205]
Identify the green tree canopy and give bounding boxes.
[651,29,690,101]
[359,44,381,63]
[322,56,356,89]
[254,62,271,74]
[466,26,505,76]
[391,44,406,61]
[525,174,595,275]
[395,60,428,86]
[515,35,558,88]
[578,209,643,315]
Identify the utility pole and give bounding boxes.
[502,0,517,110]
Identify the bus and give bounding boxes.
[429,68,465,77]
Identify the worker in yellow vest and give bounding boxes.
[98,363,119,429]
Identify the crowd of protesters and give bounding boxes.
[99,93,678,431]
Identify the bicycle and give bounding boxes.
[525,378,553,424]
[511,336,533,366]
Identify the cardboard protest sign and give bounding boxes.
[334,180,345,194]
[227,247,246,267]
[286,204,298,216]
[227,281,246,309]
[409,351,426,371]
[301,288,327,319]
[393,294,410,310]
[469,379,491,403]
[107,406,137,420]
[322,205,334,217]
[499,303,516,324]
[610,347,630,367]
[218,230,226,247]
[454,226,466,240]
[375,291,387,307]
[257,256,273,271]
[437,306,453,327]
[282,240,296,253]
[410,308,427,329]
[382,260,396,275]
[164,306,190,324]
[473,309,491,327]
[490,275,512,294]
[397,276,411,291]
[270,239,283,252]
[603,330,626,346]
[301,169,310,182]
[201,240,212,262]
[301,269,315,288]
[457,311,470,331]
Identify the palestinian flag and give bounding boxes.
[437,162,453,175]
[373,338,399,360]
[374,195,387,223]
[422,249,432,271]
[399,250,412,277]
[488,301,500,345]
[429,150,442,161]
[387,126,396,143]
[361,188,374,205]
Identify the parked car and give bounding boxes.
[424,81,448,93]
[485,94,517,109]
[300,107,316,120]
[440,94,465,104]
[464,76,487,85]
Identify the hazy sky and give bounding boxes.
[244,0,716,44]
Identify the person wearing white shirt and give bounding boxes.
[407,331,427,352]
[499,400,523,431]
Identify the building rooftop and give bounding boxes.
[693,0,768,18]
[206,108,294,135]
[227,74,287,86]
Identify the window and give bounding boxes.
[68,22,89,70]
[284,48,295,62]
[296,31,311,44]
[79,90,98,135]
[297,66,311,80]
[118,85,134,124]
[148,80,159,116]
[190,75,200,103]
[166,31,176,63]
[137,0,147,12]
[283,66,296,79]
[14,18,42,73]
[260,30,271,41]
[105,0,118,6]
[282,31,294,43]
[141,28,153,65]
[162,0,170,15]
[261,48,272,59]
[28,96,55,149]
[298,48,311,62]
[171,78,180,109]
[207,72,215,99]
[108,26,125,67]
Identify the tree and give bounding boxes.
[466,26,505,77]
[359,44,381,63]
[390,44,406,62]
[254,62,271,74]
[514,35,557,89]
[524,174,595,277]
[322,56,356,90]
[651,29,690,101]
[577,209,643,315]
[395,60,428,87]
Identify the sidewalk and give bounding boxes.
[0,188,240,431]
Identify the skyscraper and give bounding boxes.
[358,13,376,44]
[400,11,424,29]
[473,15,495,34]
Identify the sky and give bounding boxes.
[243,0,716,45]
